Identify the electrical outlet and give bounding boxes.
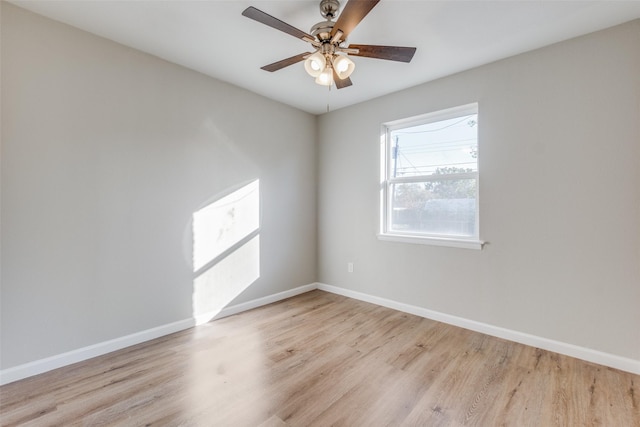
[347,262,354,273]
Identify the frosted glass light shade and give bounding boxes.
[333,55,355,79]
[315,67,333,86]
[304,52,326,77]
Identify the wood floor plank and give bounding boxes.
[1,290,638,426]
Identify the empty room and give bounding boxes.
[1,0,639,425]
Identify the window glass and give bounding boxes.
[381,104,480,245]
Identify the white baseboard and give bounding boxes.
[0,318,195,386]
[316,283,640,375]
[211,283,318,321]
[0,283,317,386]
[3,282,637,386]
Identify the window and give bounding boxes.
[380,103,482,249]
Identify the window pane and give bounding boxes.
[382,103,480,244]
[390,179,476,237]
[390,114,478,178]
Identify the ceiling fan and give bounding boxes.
[242,0,416,89]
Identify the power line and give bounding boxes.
[393,115,476,135]
[398,137,477,150]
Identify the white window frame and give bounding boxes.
[379,103,484,250]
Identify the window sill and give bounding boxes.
[378,233,485,250]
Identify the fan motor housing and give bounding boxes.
[310,20,335,42]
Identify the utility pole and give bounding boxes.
[393,135,399,178]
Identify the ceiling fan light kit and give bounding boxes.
[242,0,416,89]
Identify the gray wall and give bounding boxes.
[318,20,640,361]
[1,3,317,369]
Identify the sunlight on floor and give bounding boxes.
[185,325,270,424]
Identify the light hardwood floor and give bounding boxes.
[1,290,638,426]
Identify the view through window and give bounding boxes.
[381,104,479,245]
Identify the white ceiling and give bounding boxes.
[10,0,640,115]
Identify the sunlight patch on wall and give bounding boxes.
[192,180,260,272]
[192,180,260,325]
[193,235,260,325]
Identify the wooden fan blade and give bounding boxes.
[242,6,314,41]
[331,0,380,39]
[261,52,312,72]
[333,69,353,89]
[348,44,416,63]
